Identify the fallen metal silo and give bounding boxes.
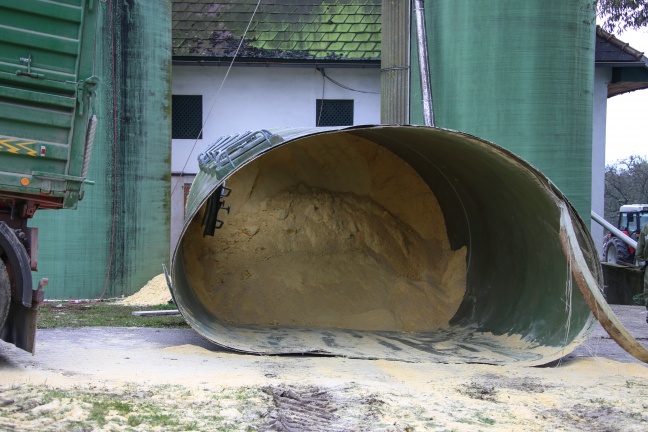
[171,125,647,366]
[31,1,171,298]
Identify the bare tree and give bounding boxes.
[596,0,648,32]
[604,155,648,222]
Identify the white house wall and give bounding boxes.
[170,64,381,254]
[172,65,381,174]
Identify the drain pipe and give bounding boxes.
[413,0,435,126]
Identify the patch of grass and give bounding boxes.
[148,412,176,426]
[37,301,189,329]
[87,402,108,425]
[41,388,70,404]
[83,394,135,426]
[127,414,143,427]
[1,385,269,431]
[123,407,182,428]
[77,391,186,428]
[476,412,496,425]
[234,387,258,401]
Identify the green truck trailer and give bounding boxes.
[0,0,99,352]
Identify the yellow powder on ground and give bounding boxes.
[182,133,467,332]
[120,274,172,306]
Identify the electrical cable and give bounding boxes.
[318,68,380,94]
[316,69,325,126]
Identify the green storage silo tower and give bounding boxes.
[410,0,595,222]
[31,1,171,299]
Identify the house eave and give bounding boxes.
[172,56,381,68]
[595,61,648,68]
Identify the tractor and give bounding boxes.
[603,204,648,264]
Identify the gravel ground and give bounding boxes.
[0,305,646,431]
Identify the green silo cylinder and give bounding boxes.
[31,1,171,299]
[410,0,595,221]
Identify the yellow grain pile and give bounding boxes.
[120,274,172,306]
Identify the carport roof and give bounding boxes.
[172,0,381,62]
[595,26,648,97]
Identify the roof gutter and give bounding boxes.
[172,58,381,69]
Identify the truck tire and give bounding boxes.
[0,261,9,330]
[604,237,632,264]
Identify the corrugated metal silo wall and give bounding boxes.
[31,1,171,299]
[410,0,595,223]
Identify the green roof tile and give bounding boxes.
[195,30,212,39]
[321,33,340,42]
[345,15,364,24]
[365,23,380,33]
[294,42,313,51]
[314,41,336,51]
[172,3,188,12]
[278,41,297,51]
[336,23,353,33]
[252,22,275,32]
[173,21,193,30]
[302,33,324,42]
[317,23,337,33]
[361,14,379,24]
[341,42,359,51]
[288,23,306,32]
[357,42,376,51]
[353,33,371,42]
[257,31,278,42]
[341,5,360,14]
[261,40,283,51]
[345,50,367,59]
[282,13,303,23]
[185,3,206,12]
[174,11,192,20]
[327,42,346,52]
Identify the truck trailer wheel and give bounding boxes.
[0,261,9,330]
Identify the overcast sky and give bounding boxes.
[604,28,648,165]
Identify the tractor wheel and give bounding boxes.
[604,237,632,264]
[0,261,10,330]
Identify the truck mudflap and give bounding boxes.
[0,221,43,353]
[0,295,41,354]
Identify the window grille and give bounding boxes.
[172,95,203,139]
[316,99,354,126]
